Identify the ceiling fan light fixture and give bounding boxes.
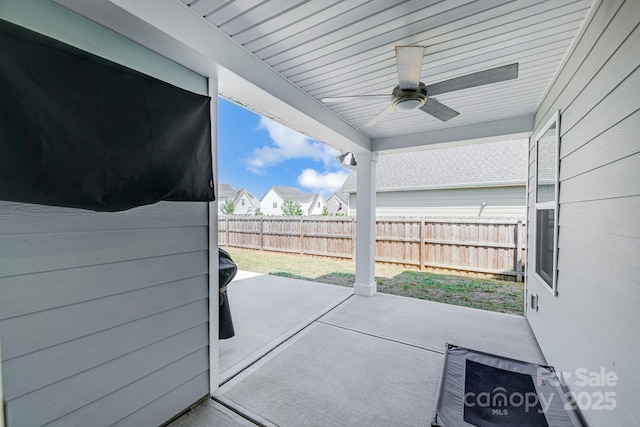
[395,98,423,111]
[391,84,427,113]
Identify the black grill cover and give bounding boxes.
[0,19,215,211]
[219,248,237,339]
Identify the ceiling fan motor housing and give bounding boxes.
[392,82,427,111]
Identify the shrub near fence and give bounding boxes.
[219,216,525,281]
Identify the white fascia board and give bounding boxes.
[53,0,370,154]
[372,115,533,153]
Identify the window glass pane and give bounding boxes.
[536,122,556,203]
[536,209,555,287]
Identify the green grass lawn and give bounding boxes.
[224,247,525,315]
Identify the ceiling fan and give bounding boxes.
[322,46,519,127]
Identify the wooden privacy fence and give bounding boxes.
[219,216,526,281]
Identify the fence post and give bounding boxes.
[419,220,425,270]
[300,216,304,255]
[259,217,264,251]
[516,220,523,282]
[226,217,230,247]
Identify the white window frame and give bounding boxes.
[533,111,560,295]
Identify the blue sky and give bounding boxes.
[218,97,350,200]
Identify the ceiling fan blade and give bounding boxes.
[363,104,395,127]
[420,97,460,122]
[426,63,519,96]
[322,95,389,102]
[395,46,424,91]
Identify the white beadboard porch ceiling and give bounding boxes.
[181,0,592,141]
[53,0,594,152]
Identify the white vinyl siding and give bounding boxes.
[0,202,210,427]
[0,1,210,425]
[218,191,259,216]
[260,189,283,216]
[348,186,526,218]
[261,189,325,216]
[230,192,259,215]
[303,196,326,216]
[526,1,640,425]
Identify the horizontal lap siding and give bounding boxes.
[0,202,210,427]
[350,186,526,218]
[527,1,640,425]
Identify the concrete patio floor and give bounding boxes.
[169,272,543,427]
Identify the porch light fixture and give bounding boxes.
[336,151,357,170]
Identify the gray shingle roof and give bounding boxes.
[218,183,259,205]
[340,139,528,192]
[272,186,316,203]
[330,192,347,204]
[218,183,237,199]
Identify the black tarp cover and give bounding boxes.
[0,19,215,211]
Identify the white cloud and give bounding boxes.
[244,117,338,173]
[297,169,349,195]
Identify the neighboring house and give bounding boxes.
[260,186,326,216]
[218,183,260,215]
[340,139,527,218]
[326,192,348,215]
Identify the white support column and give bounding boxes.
[207,78,220,395]
[353,152,378,296]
